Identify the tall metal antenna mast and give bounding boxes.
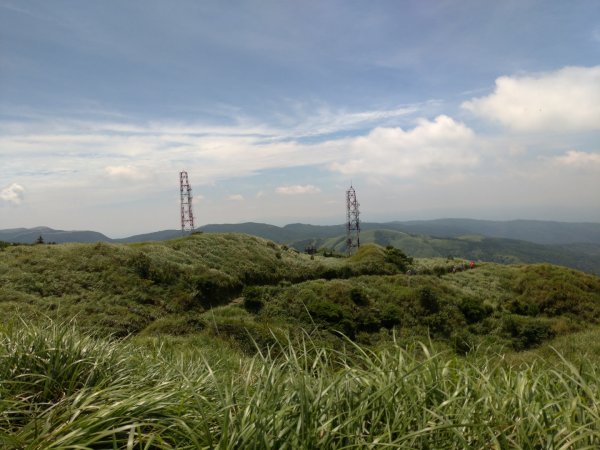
[180,171,195,233]
[346,184,360,255]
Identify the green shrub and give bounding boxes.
[451,329,475,354]
[350,287,369,306]
[384,245,413,271]
[243,286,266,313]
[432,265,448,277]
[307,299,345,323]
[459,297,492,324]
[380,303,403,328]
[503,315,555,350]
[355,309,380,333]
[140,315,205,336]
[419,287,439,314]
[130,251,151,279]
[508,298,540,316]
[188,270,242,308]
[425,310,458,337]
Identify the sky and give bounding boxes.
[1,0,599,237]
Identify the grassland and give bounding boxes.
[2,233,600,448]
[3,321,600,448]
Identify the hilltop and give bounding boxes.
[2,232,600,353]
[3,218,600,275]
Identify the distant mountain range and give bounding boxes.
[2,219,600,275]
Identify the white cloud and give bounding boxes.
[284,104,423,138]
[0,183,25,206]
[552,150,600,169]
[462,66,600,132]
[276,184,321,195]
[330,115,479,178]
[104,165,148,180]
[227,194,244,201]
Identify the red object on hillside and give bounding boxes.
[469,261,475,269]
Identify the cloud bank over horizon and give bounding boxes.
[1,1,599,236]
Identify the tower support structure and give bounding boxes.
[346,184,360,254]
[180,171,195,233]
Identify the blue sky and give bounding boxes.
[1,0,599,237]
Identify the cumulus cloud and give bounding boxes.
[276,184,321,195]
[552,150,600,168]
[227,194,244,201]
[330,115,479,177]
[0,183,25,205]
[462,66,600,132]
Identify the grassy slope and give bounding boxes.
[3,321,600,448]
[3,234,600,447]
[2,233,600,355]
[0,234,401,337]
[313,228,600,275]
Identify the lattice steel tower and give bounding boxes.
[346,184,360,254]
[179,171,195,233]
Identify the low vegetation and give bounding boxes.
[2,233,600,447]
[2,322,600,448]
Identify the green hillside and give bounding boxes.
[4,221,599,275]
[2,233,600,353]
[306,228,600,275]
[4,233,600,448]
[0,234,404,338]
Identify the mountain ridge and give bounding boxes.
[3,219,600,245]
[2,219,600,275]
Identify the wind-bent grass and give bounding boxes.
[2,322,600,449]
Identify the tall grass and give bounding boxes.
[2,322,600,448]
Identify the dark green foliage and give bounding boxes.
[511,264,600,319]
[432,265,448,277]
[140,315,205,336]
[308,299,344,323]
[130,251,151,278]
[503,315,555,350]
[384,245,413,271]
[459,297,493,324]
[243,286,266,313]
[451,329,476,354]
[190,270,242,308]
[350,287,369,306]
[425,309,463,337]
[419,287,439,313]
[508,298,540,316]
[380,303,403,328]
[354,308,381,333]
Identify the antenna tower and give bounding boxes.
[180,171,195,233]
[346,184,360,254]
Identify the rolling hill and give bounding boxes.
[3,233,600,447]
[2,219,600,275]
[1,232,599,353]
